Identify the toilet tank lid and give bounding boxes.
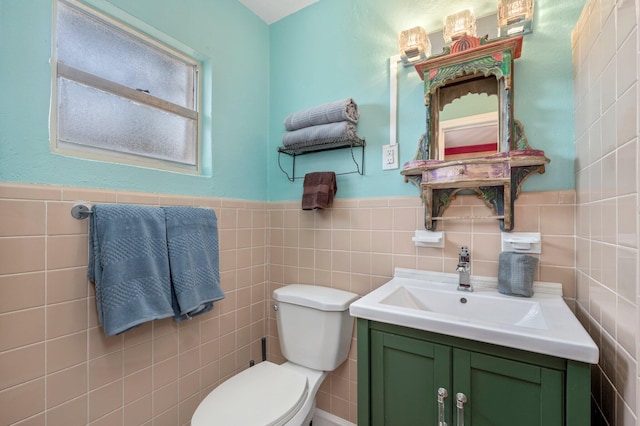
[273,284,359,311]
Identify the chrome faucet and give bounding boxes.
[456,246,472,292]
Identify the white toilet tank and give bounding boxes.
[273,284,359,371]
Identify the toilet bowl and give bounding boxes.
[191,361,325,426]
[191,284,359,426]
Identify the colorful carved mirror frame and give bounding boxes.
[401,35,549,231]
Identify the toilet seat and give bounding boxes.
[191,361,308,426]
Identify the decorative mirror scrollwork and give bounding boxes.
[402,35,549,231]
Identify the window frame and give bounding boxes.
[51,0,202,174]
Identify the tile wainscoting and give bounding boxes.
[0,182,576,425]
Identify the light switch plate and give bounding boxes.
[382,144,399,170]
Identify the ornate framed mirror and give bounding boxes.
[401,35,549,231]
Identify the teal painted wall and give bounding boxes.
[268,0,586,201]
[0,0,585,202]
[0,0,269,200]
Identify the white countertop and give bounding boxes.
[349,268,599,364]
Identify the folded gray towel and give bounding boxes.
[282,121,359,148]
[498,252,538,297]
[284,98,359,131]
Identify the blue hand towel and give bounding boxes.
[163,207,225,321]
[88,204,174,336]
[498,251,538,297]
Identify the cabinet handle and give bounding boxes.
[437,387,448,426]
[456,393,468,426]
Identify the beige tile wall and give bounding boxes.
[573,0,639,425]
[0,182,578,425]
[0,183,267,426]
[267,189,577,424]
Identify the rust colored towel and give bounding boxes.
[302,172,337,210]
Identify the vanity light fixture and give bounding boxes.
[398,26,431,66]
[442,9,477,44]
[497,0,534,36]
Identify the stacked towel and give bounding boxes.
[163,207,224,321]
[497,251,538,297]
[89,204,225,336]
[302,172,337,210]
[284,98,359,131]
[281,98,362,150]
[89,204,174,336]
[282,122,358,149]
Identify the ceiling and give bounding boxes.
[237,0,319,24]
[238,1,499,28]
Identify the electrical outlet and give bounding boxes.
[382,144,399,170]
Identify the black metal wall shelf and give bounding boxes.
[277,138,366,181]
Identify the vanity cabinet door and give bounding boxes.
[358,321,586,426]
[452,349,564,426]
[370,330,451,426]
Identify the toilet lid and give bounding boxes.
[191,361,308,426]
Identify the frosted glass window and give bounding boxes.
[58,79,196,164]
[53,0,200,171]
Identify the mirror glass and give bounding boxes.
[438,93,498,161]
[431,73,500,161]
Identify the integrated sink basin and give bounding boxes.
[349,268,599,364]
[382,285,549,330]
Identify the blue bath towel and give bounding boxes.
[88,204,174,336]
[163,207,225,321]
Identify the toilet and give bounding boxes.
[191,284,359,426]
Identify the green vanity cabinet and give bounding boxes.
[452,349,564,425]
[370,330,452,424]
[358,319,591,426]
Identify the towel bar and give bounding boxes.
[277,138,365,181]
[71,202,215,220]
[71,202,93,220]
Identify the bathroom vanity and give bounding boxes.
[350,269,598,426]
[357,320,588,425]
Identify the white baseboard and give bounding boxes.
[311,409,356,426]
